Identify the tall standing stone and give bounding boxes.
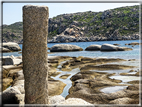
[22,5,49,104]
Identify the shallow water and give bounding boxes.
[51,61,80,98]
[109,75,140,83]
[100,86,127,93]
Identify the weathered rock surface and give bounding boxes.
[2,56,14,65]
[59,74,71,79]
[15,94,25,104]
[50,44,83,52]
[48,80,66,96]
[2,42,21,52]
[2,47,11,52]
[2,55,22,65]
[2,78,13,91]
[80,64,136,72]
[67,83,139,104]
[118,47,133,51]
[23,5,49,104]
[85,44,101,51]
[100,44,133,51]
[2,87,21,104]
[49,95,65,104]
[109,97,135,104]
[101,44,119,51]
[57,98,93,105]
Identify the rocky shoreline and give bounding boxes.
[47,33,140,43]
[1,54,140,105]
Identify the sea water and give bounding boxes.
[3,40,140,60]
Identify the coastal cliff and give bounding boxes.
[2,5,139,43]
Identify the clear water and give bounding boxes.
[3,40,140,60]
[100,86,128,93]
[110,75,140,83]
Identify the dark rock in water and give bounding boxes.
[85,44,101,51]
[128,42,139,45]
[113,43,120,46]
[50,44,83,52]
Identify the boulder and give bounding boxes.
[2,87,21,104]
[57,98,93,105]
[3,42,21,51]
[2,56,14,65]
[50,44,83,52]
[101,44,119,51]
[2,56,22,65]
[85,44,101,51]
[109,97,134,104]
[15,94,25,104]
[49,95,65,104]
[12,80,25,94]
[2,78,13,91]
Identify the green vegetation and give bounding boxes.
[2,5,139,42]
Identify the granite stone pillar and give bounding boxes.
[22,5,49,104]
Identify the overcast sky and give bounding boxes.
[3,2,139,25]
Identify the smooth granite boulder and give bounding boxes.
[3,42,21,51]
[101,44,119,51]
[50,44,83,52]
[85,44,101,51]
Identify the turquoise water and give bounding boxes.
[3,40,140,60]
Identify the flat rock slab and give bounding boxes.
[48,80,66,96]
[80,64,136,71]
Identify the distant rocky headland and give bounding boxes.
[2,5,139,43]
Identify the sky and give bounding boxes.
[2,2,140,25]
